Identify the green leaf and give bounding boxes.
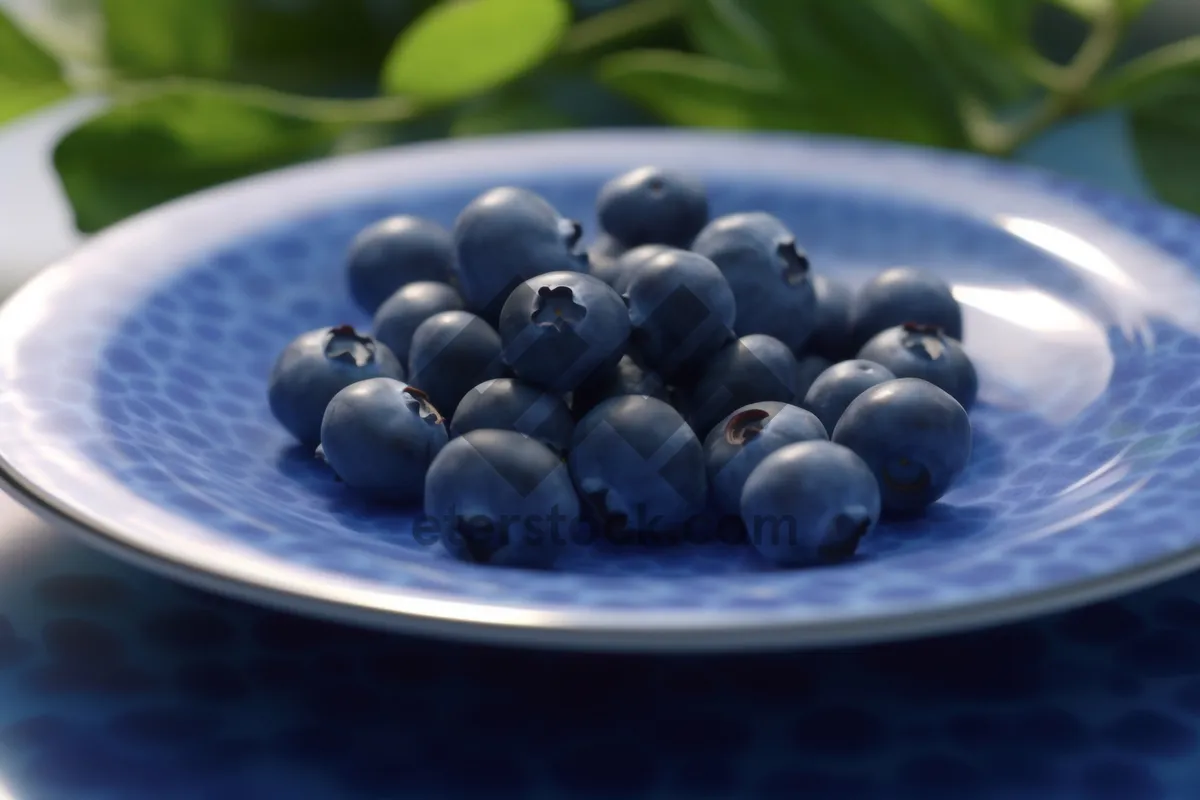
[1044,0,1108,20]
[102,0,234,78]
[1092,37,1200,107]
[597,50,795,129]
[598,48,960,144]
[1117,0,1157,19]
[1130,105,1200,214]
[560,0,685,57]
[684,0,780,72]
[0,9,63,83]
[875,0,1033,104]
[672,1,972,147]
[53,85,340,232]
[0,8,70,124]
[923,0,1034,52]
[382,0,570,102]
[102,0,435,95]
[1047,0,1154,21]
[226,1,434,94]
[916,11,1032,104]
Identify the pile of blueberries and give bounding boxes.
[267,166,977,570]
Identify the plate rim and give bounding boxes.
[3,127,1199,652]
[6,462,1200,652]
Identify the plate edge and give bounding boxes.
[4,460,1199,652]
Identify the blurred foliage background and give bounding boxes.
[0,0,1197,234]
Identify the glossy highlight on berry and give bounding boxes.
[852,266,963,349]
[345,215,456,314]
[453,187,587,325]
[596,166,709,249]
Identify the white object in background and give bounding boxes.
[0,96,105,298]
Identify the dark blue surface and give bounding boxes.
[1,508,1200,798]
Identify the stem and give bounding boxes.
[1088,35,1200,107]
[560,0,685,56]
[107,77,424,126]
[966,1,1124,157]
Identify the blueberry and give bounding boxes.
[408,310,505,421]
[453,187,586,325]
[810,274,855,361]
[569,395,706,534]
[268,325,405,445]
[678,334,798,440]
[372,281,464,364]
[803,359,897,433]
[691,212,817,352]
[611,244,675,295]
[587,234,628,287]
[319,378,449,501]
[624,249,736,381]
[741,441,880,566]
[794,354,833,403]
[425,430,578,567]
[346,216,456,314]
[499,271,630,394]
[851,266,962,348]
[832,378,972,515]
[451,378,575,455]
[596,166,708,248]
[704,402,827,515]
[857,323,978,410]
[571,352,669,420]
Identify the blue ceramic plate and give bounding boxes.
[1,130,1199,652]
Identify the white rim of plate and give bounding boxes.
[0,129,1195,652]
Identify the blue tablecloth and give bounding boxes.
[0,490,1196,800]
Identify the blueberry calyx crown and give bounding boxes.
[324,325,375,367]
[900,322,946,361]
[532,286,587,330]
[776,239,810,285]
[401,386,444,425]
[647,176,666,193]
[725,408,769,445]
